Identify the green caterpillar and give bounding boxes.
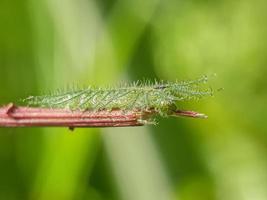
[23,76,213,117]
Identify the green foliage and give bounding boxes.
[1,0,267,199]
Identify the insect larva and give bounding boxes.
[23,76,213,116]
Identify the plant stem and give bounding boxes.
[0,103,146,128]
[0,103,207,128]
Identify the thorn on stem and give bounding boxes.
[69,127,75,131]
[5,103,15,115]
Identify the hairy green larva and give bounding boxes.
[23,76,213,116]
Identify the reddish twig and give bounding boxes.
[173,110,208,119]
[0,103,148,128]
[0,103,207,129]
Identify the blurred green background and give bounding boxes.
[1,0,267,199]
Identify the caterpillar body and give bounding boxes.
[24,76,213,117]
